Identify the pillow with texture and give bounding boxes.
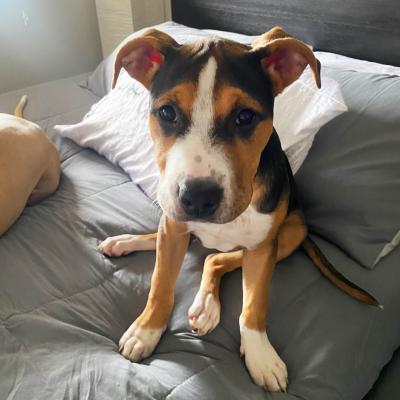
[314,51,400,77]
[296,68,400,269]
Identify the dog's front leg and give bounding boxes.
[119,215,189,362]
[240,240,288,392]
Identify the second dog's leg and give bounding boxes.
[99,233,157,257]
[27,150,60,206]
[188,250,242,335]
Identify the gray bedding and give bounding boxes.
[0,75,399,400]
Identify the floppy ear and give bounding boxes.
[112,29,179,90]
[252,26,321,96]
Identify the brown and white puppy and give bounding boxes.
[0,96,60,235]
[99,27,378,392]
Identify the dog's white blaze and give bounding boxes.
[191,56,216,140]
[167,57,219,179]
[187,205,272,251]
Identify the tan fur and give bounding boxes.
[240,197,288,330]
[276,210,307,261]
[302,237,380,306]
[153,82,196,118]
[214,86,264,117]
[0,97,60,236]
[201,250,243,297]
[14,95,27,118]
[149,83,198,172]
[134,216,189,329]
[219,119,274,217]
[251,177,267,207]
[148,115,178,172]
[213,85,275,216]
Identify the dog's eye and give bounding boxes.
[158,105,177,122]
[235,109,255,126]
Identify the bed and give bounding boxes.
[1,1,399,399]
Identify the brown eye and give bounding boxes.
[158,105,176,122]
[236,109,255,126]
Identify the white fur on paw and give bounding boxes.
[119,322,165,362]
[188,290,220,336]
[98,234,141,257]
[240,322,288,392]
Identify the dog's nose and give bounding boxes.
[179,179,223,219]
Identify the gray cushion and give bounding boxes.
[364,348,400,400]
[296,68,400,269]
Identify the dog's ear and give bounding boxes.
[112,29,179,90]
[252,26,321,96]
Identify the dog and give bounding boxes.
[98,27,378,392]
[0,96,60,235]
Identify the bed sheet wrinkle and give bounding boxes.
[1,323,48,395]
[0,325,26,397]
[164,363,215,398]
[1,263,118,324]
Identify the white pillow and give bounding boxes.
[314,51,400,77]
[56,24,347,200]
[275,68,347,173]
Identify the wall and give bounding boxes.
[131,0,171,31]
[0,0,103,93]
[95,0,171,58]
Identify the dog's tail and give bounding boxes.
[302,236,382,308]
[14,95,28,118]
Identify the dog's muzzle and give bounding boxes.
[178,178,223,220]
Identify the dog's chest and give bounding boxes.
[187,206,272,252]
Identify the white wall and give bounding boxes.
[0,0,103,93]
[95,0,171,58]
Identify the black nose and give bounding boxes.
[179,179,223,219]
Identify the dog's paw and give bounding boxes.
[119,322,165,362]
[188,290,221,336]
[98,234,140,257]
[240,325,288,392]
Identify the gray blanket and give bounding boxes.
[0,75,399,400]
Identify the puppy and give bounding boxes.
[99,27,378,391]
[0,96,60,235]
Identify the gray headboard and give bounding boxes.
[171,0,400,66]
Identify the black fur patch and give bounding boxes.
[255,129,297,215]
[216,50,275,115]
[151,42,211,99]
